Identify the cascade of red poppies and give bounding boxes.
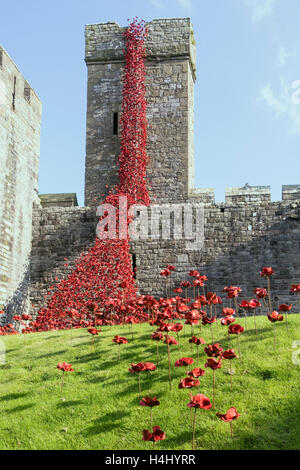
[31,18,150,330]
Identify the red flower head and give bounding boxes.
[205,357,222,370]
[228,324,244,335]
[171,323,183,332]
[254,287,267,299]
[189,270,200,277]
[220,316,236,326]
[129,362,146,374]
[225,286,242,299]
[166,265,176,272]
[140,396,160,407]
[290,284,300,293]
[57,362,74,372]
[187,393,212,409]
[222,308,235,317]
[178,377,200,389]
[151,331,163,341]
[142,426,166,442]
[222,349,238,360]
[204,343,223,357]
[112,335,128,344]
[260,267,274,277]
[160,269,171,277]
[267,311,284,323]
[278,304,292,312]
[174,357,194,367]
[187,367,205,378]
[88,328,101,336]
[216,407,240,422]
[189,336,206,345]
[143,362,156,371]
[173,287,183,294]
[202,315,216,325]
[163,335,178,345]
[180,281,191,288]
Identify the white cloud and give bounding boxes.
[277,46,296,67]
[177,0,193,13]
[258,80,300,134]
[244,0,276,23]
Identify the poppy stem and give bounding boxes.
[167,341,172,391]
[285,312,288,331]
[230,359,233,391]
[213,370,216,410]
[118,344,120,361]
[138,373,141,395]
[267,277,272,312]
[150,407,152,428]
[274,323,276,351]
[234,298,239,319]
[156,343,159,366]
[61,371,65,391]
[210,324,214,342]
[230,421,233,439]
[197,344,199,364]
[237,335,241,358]
[192,408,197,450]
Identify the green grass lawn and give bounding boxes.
[0,314,299,450]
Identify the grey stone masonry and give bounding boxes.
[0,46,41,318]
[84,18,196,207]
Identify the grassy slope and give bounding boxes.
[0,315,299,450]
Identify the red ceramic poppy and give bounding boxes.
[140,396,160,407]
[142,426,166,442]
[178,377,200,389]
[260,267,274,277]
[267,311,284,322]
[228,324,244,335]
[205,358,222,370]
[222,349,238,360]
[174,357,194,367]
[187,367,205,378]
[187,393,212,409]
[204,343,223,357]
[216,407,240,422]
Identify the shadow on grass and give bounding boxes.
[57,399,85,408]
[0,391,30,402]
[38,350,67,359]
[83,410,131,436]
[4,403,35,414]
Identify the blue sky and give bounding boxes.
[1,0,299,205]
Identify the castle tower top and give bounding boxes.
[85,18,196,79]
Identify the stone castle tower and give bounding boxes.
[84,18,196,206]
[1,19,300,323]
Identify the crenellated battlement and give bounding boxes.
[189,184,300,205]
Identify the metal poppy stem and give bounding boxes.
[267,277,272,312]
[230,421,233,438]
[167,341,172,391]
[230,359,233,391]
[285,312,288,331]
[118,344,120,361]
[213,370,216,410]
[274,323,277,350]
[192,408,197,450]
[156,343,159,366]
[234,298,239,319]
[138,373,141,394]
[150,408,153,428]
[197,344,199,364]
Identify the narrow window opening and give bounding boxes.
[113,112,118,135]
[132,254,137,279]
[220,207,225,213]
[12,76,16,110]
[24,82,31,103]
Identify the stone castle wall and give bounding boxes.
[29,186,300,312]
[0,46,41,320]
